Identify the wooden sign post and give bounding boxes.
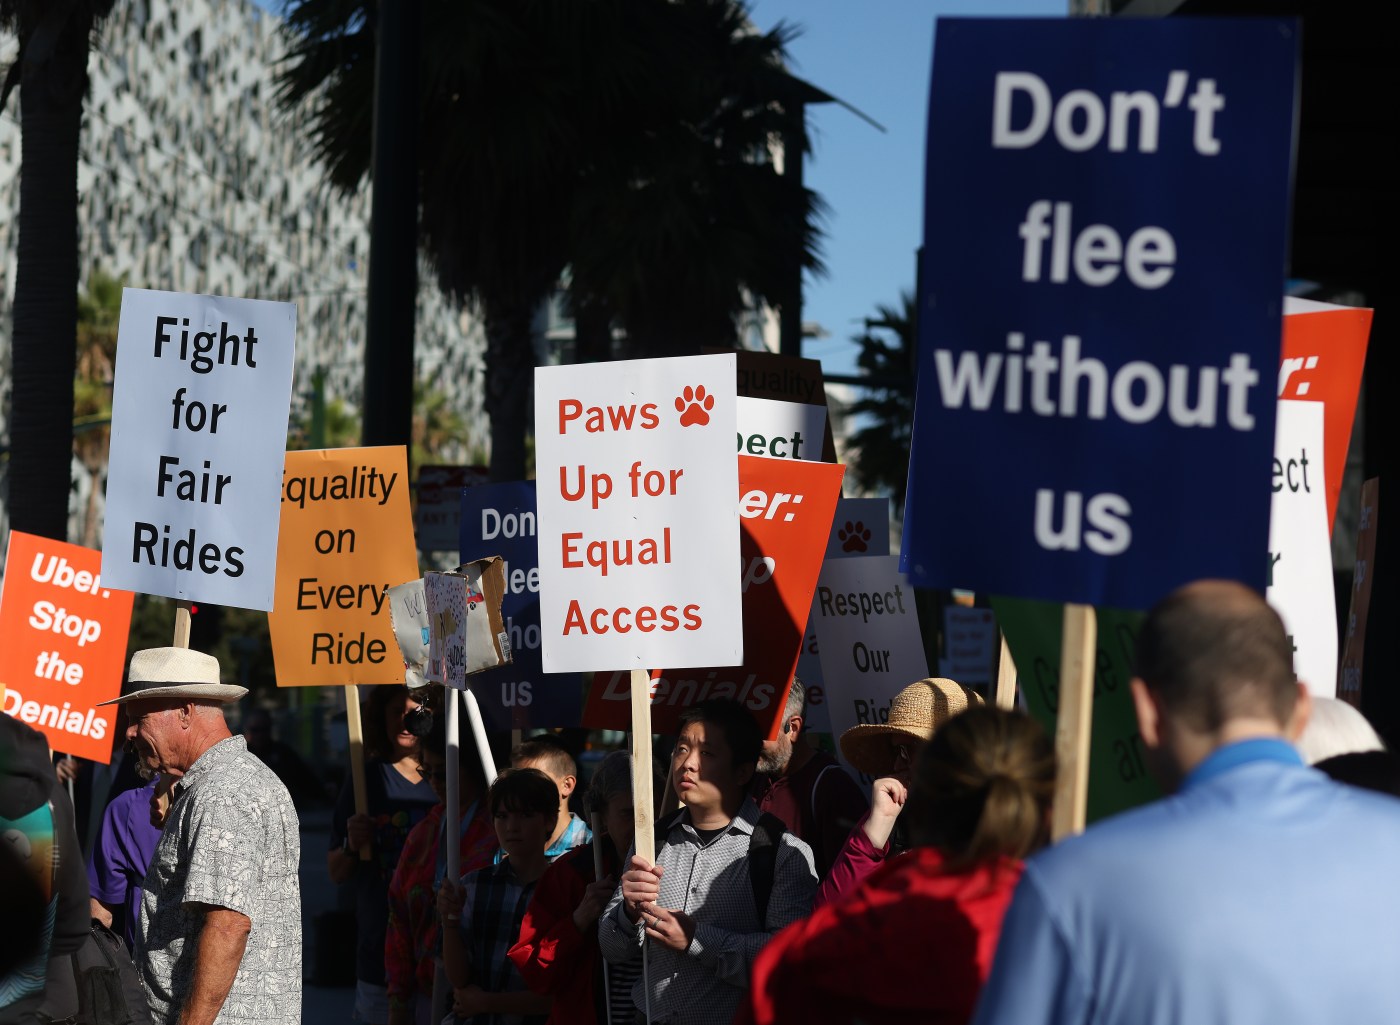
[630,668,657,864]
[1051,604,1097,841]
[344,684,372,861]
[533,354,744,867]
[995,634,1017,711]
[154,601,196,825]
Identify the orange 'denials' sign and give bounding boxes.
[0,532,134,761]
[583,456,844,739]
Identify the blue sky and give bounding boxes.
[746,0,1065,376]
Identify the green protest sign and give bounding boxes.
[991,597,1160,823]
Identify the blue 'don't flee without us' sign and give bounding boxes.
[458,480,582,730]
[901,17,1299,612]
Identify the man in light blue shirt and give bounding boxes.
[974,580,1400,1025]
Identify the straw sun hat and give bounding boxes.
[839,677,983,776]
[97,647,248,706]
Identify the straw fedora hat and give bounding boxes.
[97,647,247,706]
[839,677,983,775]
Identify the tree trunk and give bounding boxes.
[361,0,418,450]
[571,298,612,364]
[8,0,92,542]
[484,298,536,482]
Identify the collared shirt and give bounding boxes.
[598,798,817,1025]
[494,811,592,866]
[972,738,1400,1025]
[453,858,544,1025]
[87,780,162,950]
[138,736,301,1025]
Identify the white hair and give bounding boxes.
[783,677,806,720]
[1296,698,1385,765]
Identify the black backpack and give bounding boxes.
[62,922,154,1025]
[654,810,788,925]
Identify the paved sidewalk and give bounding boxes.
[299,807,355,1023]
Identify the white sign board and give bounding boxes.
[812,555,929,766]
[800,497,892,733]
[102,289,296,610]
[534,354,743,672]
[736,396,827,462]
[1266,400,1336,695]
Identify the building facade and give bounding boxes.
[0,0,487,546]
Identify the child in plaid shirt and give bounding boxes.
[439,768,558,1025]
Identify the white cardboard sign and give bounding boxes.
[534,354,742,672]
[387,578,431,688]
[812,555,929,764]
[800,496,892,734]
[101,289,295,610]
[1266,400,1336,695]
[736,396,827,462]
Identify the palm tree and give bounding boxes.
[568,0,824,358]
[846,292,917,511]
[1,0,115,542]
[278,0,585,480]
[410,380,472,476]
[73,267,122,547]
[277,0,823,479]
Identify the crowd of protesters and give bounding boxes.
[6,579,1400,1025]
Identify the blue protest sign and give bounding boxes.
[902,18,1298,610]
[459,481,583,730]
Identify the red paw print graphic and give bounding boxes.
[675,385,715,427]
[838,521,872,553]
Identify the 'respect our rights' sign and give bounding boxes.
[903,19,1299,610]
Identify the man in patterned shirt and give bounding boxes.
[600,699,817,1025]
[101,647,301,1025]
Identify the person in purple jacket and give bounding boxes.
[87,775,164,951]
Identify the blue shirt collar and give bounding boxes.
[1182,737,1303,791]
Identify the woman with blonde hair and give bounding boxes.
[741,707,1056,1025]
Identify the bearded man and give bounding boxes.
[749,677,868,879]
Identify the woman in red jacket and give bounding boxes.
[741,707,1056,1025]
[508,750,641,1025]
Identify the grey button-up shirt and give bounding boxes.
[599,798,817,1025]
[137,735,301,1025]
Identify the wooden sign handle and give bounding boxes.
[345,684,372,861]
[995,633,1018,710]
[1051,603,1096,842]
[630,668,657,865]
[173,600,192,648]
[159,601,193,826]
